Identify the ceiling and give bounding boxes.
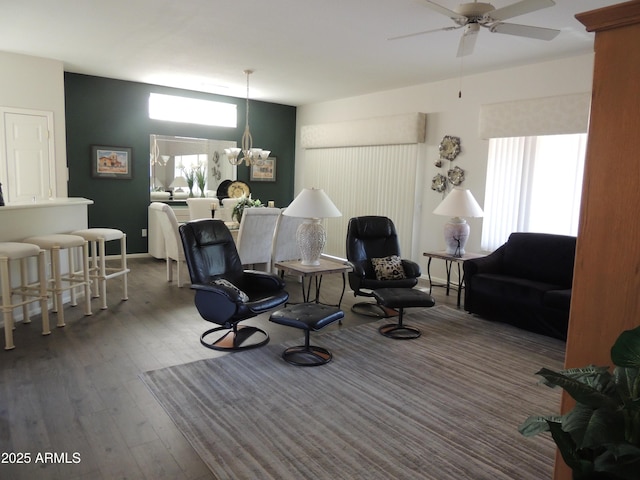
[0,0,620,106]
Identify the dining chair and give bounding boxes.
[186,197,219,221]
[218,197,240,223]
[235,207,281,271]
[271,209,305,274]
[149,202,186,287]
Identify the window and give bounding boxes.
[148,93,236,127]
[481,133,587,251]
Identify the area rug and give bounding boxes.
[140,305,565,480]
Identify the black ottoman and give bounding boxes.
[269,303,345,366]
[372,288,435,339]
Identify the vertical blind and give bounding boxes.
[302,145,420,259]
[481,134,587,251]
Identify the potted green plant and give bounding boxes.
[232,196,262,223]
[519,326,640,480]
[195,166,207,197]
[183,167,196,197]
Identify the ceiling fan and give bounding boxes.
[391,0,561,57]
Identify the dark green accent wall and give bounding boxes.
[64,73,297,254]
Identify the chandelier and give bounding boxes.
[224,70,270,167]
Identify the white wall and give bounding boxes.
[296,54,595,278]
[0,51,68,197]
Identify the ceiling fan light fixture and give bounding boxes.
[454,2,494,19]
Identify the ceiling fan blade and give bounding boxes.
[388,25,460,41]
[422,0,468,23]
[489,22,560,41]
[456,24,479,57]
[486,0,555,22]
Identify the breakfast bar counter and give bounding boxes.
[0,197,93,242]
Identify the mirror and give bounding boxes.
[150,134,237,201]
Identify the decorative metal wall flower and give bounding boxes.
[447,166,465,186]
[431,173,447,192]
[211,151,222,182]
[439,135,461,161]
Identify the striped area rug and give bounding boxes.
[140,305,565,479]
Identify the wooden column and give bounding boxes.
[555,2,640,479]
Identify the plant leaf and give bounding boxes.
[612,366,640,406]
[518,415,562,436]
[612,326,640,369]
[547,420,592,473]
[594,444,640,480]
[536,368,618,409]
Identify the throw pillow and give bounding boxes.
[371,255,406,281]
[212,279,249,302]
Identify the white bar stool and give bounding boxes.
[23,234,92,327]
[71,228,129,310]
[0,242,50,350]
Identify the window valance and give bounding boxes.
[479,93,591,139]
[301,112,426,149]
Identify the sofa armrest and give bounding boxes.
[463,245,505,277]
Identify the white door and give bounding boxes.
[2,110,54,203]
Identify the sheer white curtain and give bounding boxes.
[481,133,587,251]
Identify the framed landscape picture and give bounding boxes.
[250,157,276,182]
[91,145,133,179]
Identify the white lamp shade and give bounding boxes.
[283,188,342,219]
[170,176,189,189]
[433,188,484,218]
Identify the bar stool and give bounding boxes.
[71,228,129,309]
[0,242,50,350]
[23,234,92,327]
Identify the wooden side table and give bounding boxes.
[422,251,486,307]
[274,257,353,308]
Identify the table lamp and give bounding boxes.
[283,188,341,265]
[433,188,483,257]
[170,176,189,199]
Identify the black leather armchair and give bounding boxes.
[346,216,421,316]
[179,219,289,350]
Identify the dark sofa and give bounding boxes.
[463,232,576,340]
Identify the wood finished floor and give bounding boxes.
[0,256,461,480]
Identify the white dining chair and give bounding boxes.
[271,209,305,274]
[149,202,186,287]
[186,197,219,221]
[235,207,281,271]
[217,197,240,223]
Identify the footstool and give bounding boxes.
[372,288,435,339]
[269,303,344,366]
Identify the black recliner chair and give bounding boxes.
[346,216,421,317]
[179,219,289,350]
